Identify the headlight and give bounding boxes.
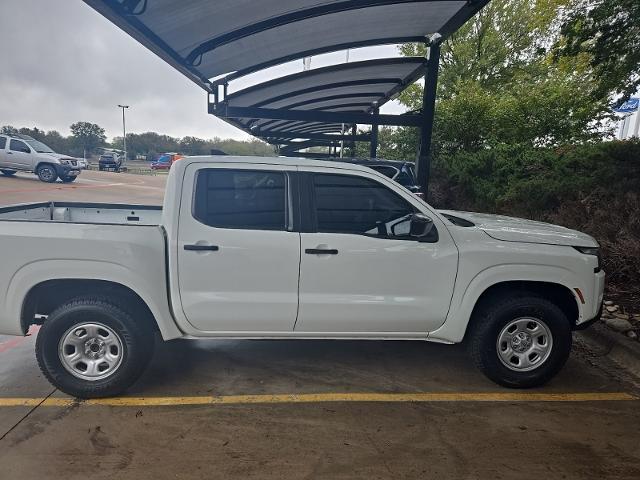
[573,246,601,272]
[59,159,70,165]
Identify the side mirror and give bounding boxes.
[410,213,434,238]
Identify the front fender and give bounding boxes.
[429,263,583,344]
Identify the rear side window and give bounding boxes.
[369,165,398,179]
[395,167,416,187]
[0,137,6,149]
[193,169,287,231]
[312,173,415,238]
[9,139,29,152]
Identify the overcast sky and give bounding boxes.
[0,0,405,142]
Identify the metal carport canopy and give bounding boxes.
[221,57,426,143]
[83,0,475,86]
[83,0,491,192]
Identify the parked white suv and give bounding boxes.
[0,134,83,183]
[0,156,604,398]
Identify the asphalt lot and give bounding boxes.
[1,170,639,479]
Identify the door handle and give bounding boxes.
[305,248,338,255]
[184,244,219,251]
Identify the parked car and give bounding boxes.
[98,152,123,172]
[334,158,422,196]
[0,156,604,398]
[0,134,82,183]
[151,152,183,170]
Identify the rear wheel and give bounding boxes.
[1,169,16,176]
[36,164,58,183]
[36,298,154,398]
[468,294,572,388]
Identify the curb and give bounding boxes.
[575,322,640,379]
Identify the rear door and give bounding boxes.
[176,163,301,332]
[295,167,458,334]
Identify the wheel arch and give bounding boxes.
[20,279,165,332]
[464,280,579,341]
[21,279,161,335]
[35,161,57,171]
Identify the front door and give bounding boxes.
[296,169,458,334]
[177,163,301,332]
[7,139,33,170]
[0,136,9,167]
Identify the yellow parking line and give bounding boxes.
[0,392,636,407]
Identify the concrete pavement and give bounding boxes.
[0,169,639,479]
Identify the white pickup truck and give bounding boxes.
[0,156,604,398]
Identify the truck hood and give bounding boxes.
[38,152,77,162]
[438,210,598,248]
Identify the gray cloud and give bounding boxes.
[0,1,405,141]
[0,0,248,140]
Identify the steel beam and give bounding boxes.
[254,131,371,142]
[210,104,423,127]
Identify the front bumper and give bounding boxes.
[54,165,81,177]
[574,269,605,330]
[574,302,603,330]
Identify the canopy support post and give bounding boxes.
[351,124,357,158]
[370,106,379,159]
[416,38,441,197]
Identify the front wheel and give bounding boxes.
[36,164,58,183]
[1,169,16,176]
[36,298,154,398]
[468,295,571,388]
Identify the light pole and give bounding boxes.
[118,104,129,163]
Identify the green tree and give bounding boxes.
[70,121,106,157]
[397,0,610,153]
[557,0,640,103]
[0,125,18,134]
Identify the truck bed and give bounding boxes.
[0,202,162,225]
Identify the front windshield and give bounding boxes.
[25,138,54,153]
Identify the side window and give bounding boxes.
[369,165,398,180]
[9,139,30,153]
[193,169,288,231]
[0,137,6,149]
[312,173,416,238]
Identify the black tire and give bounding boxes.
[36,164,58,183]
[36,297,154,398]
[98,166,104,171]
[1,169,16,176]
[468,294,572,388]
[61,175,77,183]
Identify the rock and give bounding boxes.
[604,300,614,306]
[605,317,634,333]
[606,305,618,313]
[627,331,638,340]
[614,312,630,320]
[633,313,640,320]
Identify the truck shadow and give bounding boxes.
[127,337,599,396]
